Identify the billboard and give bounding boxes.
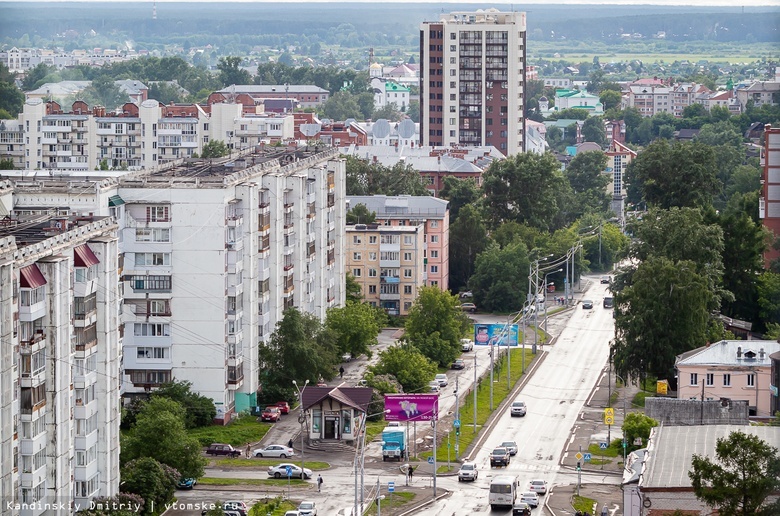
[384,394,439,421]
[474,323,520,347]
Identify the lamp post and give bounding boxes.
[292,379,309,474]
[613,372,628,464]
[543,268,562,336]
[355,409,390,516]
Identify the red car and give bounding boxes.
[261,407,281,422]
[274,401,291,414]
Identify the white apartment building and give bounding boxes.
[0,202,121,515]
[420,8,527,156]
[624,84,672,117]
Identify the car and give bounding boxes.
[522,305,536,316]
[202,511,242,516]
[268,463,313,479]
[261,406,282,422]
[428,381,440,393]
[520,492,540,508]
[536,293,545,304]
[253,444,294,458]
[223,501,248,516]
[206,443,241,457]
[500,441,518,456]
[510,400,527,417]
[275,401,291,414]
[342,353,353,362]
[435,373,448,387]
[457,462,478,482]
[600,276,611,284]
[461,338,474,352]
[582,299,594,309]
[513,502,532,516]
[490,447,510,467]
[459,290,474,299]
[176,477,196,489]
[298,501,317,516]
[284,512,301,516]
[603,296,614,309]
[460,303,477,313]
[451,359,465,370]
[529,479,548,495]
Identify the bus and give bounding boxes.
[489,475,518,510]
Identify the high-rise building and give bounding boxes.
[760,125,780,267]
[420,8,527,156]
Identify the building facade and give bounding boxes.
[760,125,780,267]
[0,209,121,515]
[604,140,636,227]
[420,9,526,156]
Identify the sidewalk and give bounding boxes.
[547,483,623,516]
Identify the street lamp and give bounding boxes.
[292,379,309,474]
[610,372,628,464]
[542,268,562,336]
[355,408,391,516]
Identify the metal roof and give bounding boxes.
[675,340,780,368]
[347,195,448,218]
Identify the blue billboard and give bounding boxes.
[473,324,520,347]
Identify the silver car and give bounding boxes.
[510,400,527,417]
[253,444,294,458]
[267,463,313,479]
[458,462,478,482]
[500,440,518,456]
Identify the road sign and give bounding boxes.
[388,481,395,493]
[604,408,614,417]
[604,415,614,425]
[428,456,434,464]
[599,442,608,450]
[583,453,592,462]
[575,452,583,461]
[453,419,461,429]
[285,465,293,477]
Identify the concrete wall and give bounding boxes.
[645,397,749,426]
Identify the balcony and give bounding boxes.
[74,339,97,353]
[19,332,45,354]
[380,259,400,268]
[380,276,401,284]
[73,310,97,328]
[228,364,244,389]
[227,215,243,227]
[379,292,401,301]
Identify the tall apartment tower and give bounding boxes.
[420,8,527,156]
[760,125,780,267]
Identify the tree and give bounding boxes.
[626,139,718,210]
[21,63,55,91]
[439,177,480,222]
[448,204,489,292]
[689,431,780,516]
[217,56,251,87]
[564,151,611,218]
[369,345,438,393]
[147,82,184,105]
[346,203,376,225]
[151,380,216,428]
[403,286,471,367]
[200,140,229,158]
[322,91,363,120]
[469,242,530,313]
[326,302,384,359]
[79,76,127,111]
[120,458,179,516]
[599,90,622,112]
[482,152,568,231]
[622,412,658,450]
[372,103,403,122]
[0,158,15,170]
[406,100,420,123]
[345,272,362,303]
[756,272,780,329]
[719,209,767,321]
[581,117,607,147]
[0,66,25,116]
[121,397,206,479]
[345,156,428,196]
[612,257,714,380]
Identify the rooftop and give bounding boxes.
[675,339,779,368]
[347,195,448,218]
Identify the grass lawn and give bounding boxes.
[436,464,457,474]
[249,497,298,516]
[214,458,330,470]
[365,420,388,444]
[198,477,309,487]
[588,440,621,458]
[632,390,652,408]
[420,347,535,461]
[363,491,416,516]
[572,495,597,514]
[190,416,272,447]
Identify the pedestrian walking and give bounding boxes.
[408,465,414,483]
[601,504,608,516]
[339,366,345,378]
[317,474,323,492]
[288,438,294,449]
[245,444,251,458]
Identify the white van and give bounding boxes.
[489,475,518,509]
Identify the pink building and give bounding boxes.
[675,340,780,418]
[346,195,449,291]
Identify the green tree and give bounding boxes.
[683,103,709,119]
[599,90,622,112]
[468,241,530,313]
[756,272,780,328]
[439,177,479,222]
[345,156,428,196]
[403,286,471,367]
[322,91,363,120]
[121,397,206,479]
[372,103,403,122]
[21,63,55,91]
[369,345,438,393]
[612,257,714,380]
[581,116,607,147]
[626,139,718,210]
[120,458,179,516]
[147,82,184,105]
[622,412,658,450]
[0,65,25,116]
[326,302,384,359]
[719,209,767,321]
[689,431,780,516]
[151,380,216,428]
[406,100,420,123]
[482,152,568,231]
[79,76,127,111]
[201,140,229,158]
[345,272,362,303]
[448,204,489,292]
[564,150,611,218]
[217,56,251,87]
[346,203,376,225]
[0,158,15,170]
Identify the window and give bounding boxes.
[690,373,698,386]
[369,252,377,261]
[723,374,731,387]
[146,206,169,222]
[353,252,362,260]
[404,285,412,295]
[430,265,438,273]
[136,228,170,242]
[404,269,412,278]
[404,252,412,261]
[747,374,755,387]
[136,347,168,359]
[404,235,413,245]
[352,268,362,277]
[369,236,377,244]
[404,302,412,311]
[430,235,439,243]
[368,285,377,294]
[430,221,438,228]
[135,253,171,267]
[368,268,377,277]
[353,235,362,244]
[430,250,439,258]
[134,323,170,336]
[705,373,714,386]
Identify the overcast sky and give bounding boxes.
[2,0,779,5]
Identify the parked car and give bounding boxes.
[268,463,313,479]
[284,512,301,516]
[223,501,248,516]
[529,479,548,495]
[206,443,241,457]
[513,502,532,516]
[510,400,527,417]
[176,477,197,489]
[458,462,478,482]
[261,406,282,422]
[298,501,317,516]
[460,303,477,313]
[435,373,448,387]
[461,338,475,351]
[253,444,294,458]
[520,492,540,508]
[490,447,510,467]
[459,291,473,299]
[451,359,465,370]
[275,401,291,414]
[600,276,611,284]
[342,353,353,362]
[428,381,440,393]
[582,299,594,309]
[500,441,518,456]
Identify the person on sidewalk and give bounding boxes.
[288,438,294,449]
[317,474,323,492]
[245,444,251,458]
[601,504,608,516]
[339,366,345,378]
[408,465,414,483]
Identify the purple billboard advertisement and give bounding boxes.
[474,323,520,347]
[384,394,439,421]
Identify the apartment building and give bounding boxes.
[346,195,449,290]
[670,82,711,117]
[760,124,780,267]
[0,208,121,515]
[604,140,637,226]
[624,83,672,117]
[420,8,527,156]
[211,85,330,110]
[735,75,780,111]
[346,224,425,316]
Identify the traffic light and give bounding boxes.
[576,461,581,471]
[455,427,460,436]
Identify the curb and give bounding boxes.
[397,489,452,516]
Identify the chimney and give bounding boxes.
[759,348,765,360]
[736,346,742,358]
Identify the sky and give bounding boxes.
[1,0,779,5]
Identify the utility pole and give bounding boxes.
[455,375,460,460]
[432,407,438,498]
[473,352,477,433]
[700,378,705,424]
[489,344,494,410]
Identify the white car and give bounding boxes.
[500,441,518,456]
[253,444,294,458]
[461,338,474,351]
[510,400,527,417]
[223,501,248,516]
[520,492,540,508]
[457,462,478,482]
[435,373,448,387]
[267,463,313,479]
[529,479,548,495]
[428,381,440,393]
[298,501,317,516]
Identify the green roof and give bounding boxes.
[385,82,410,93]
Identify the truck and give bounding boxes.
[381,426,407,461]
